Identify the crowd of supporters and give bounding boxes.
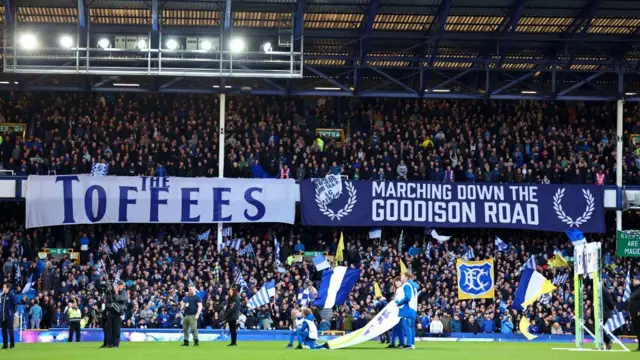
[0,92,639,338]
[0,201,637,336]
[2,92,640,184]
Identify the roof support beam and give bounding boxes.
[491,70,536,95]
[293,0,305,42]
[368,66,416,95]
[564,0,601,68]
[223,0,232,43]
[495,0,527,68]
[77,0,86,30]
[2,0,12,26]
[306,65,350,92]
[417,0,451,94]
[151,0,158,32]
[557,71,605,96]
[354,0,379,93]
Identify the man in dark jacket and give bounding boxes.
[224,288,241,346]
[602,285,616,350]
[629,276,640,351]
[0,283,17,349]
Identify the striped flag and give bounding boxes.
[447,252,456,266]
[213,263,220,284]
[553,273,569,286]
[239,244,254,256]
[113,238,126,253]
[223,227,233,238]
[398,230,404,252]
[114,269,121,283]
[523,256,536,271]
[604,311,627,334]
[248,280,276,309]
[233,271,248,291]
[425,243,433,260]
[315,267,361,309]
[297,287,311,306]
[495,236,508,252]
[623,271,631,302]
[539,293,552,306]
[274,234,281,266]
[21,274,34,294]
[197,230,211,241]
[223,238,242,250]
[462,247,475,261]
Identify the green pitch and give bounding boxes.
[3,342,636,360]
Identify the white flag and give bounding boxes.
[312,174,343,206]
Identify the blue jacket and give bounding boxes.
[299,314,316,338]
[0,291,17,322]
[395,282,417,318]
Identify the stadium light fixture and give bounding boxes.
[137,39,148,50]
[314,87,341,91]
[113,83,140,87]
[432,89,450,93]
[59,35,74,49]
[229,38,246,54]
[166,39,179,50]
[521,90,537,94]
[225,85,232,89]
[625,92,637,96]
[261,42,272,53]
[213,85,220,88]
[200,40,213,51]
[0,81,10,84]
[97,38,110,49]
[19,33,38,50]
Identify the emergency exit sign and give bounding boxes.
[617,230,640,257]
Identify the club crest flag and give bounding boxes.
[312,174,343,206]
[456,258,495,300]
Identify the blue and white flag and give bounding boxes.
[430,229,451,243]
[21,274,34,294]
[297,288,312,306]
[14,264,21,282]
[233,271,248,291]
[248,280,276,309]
[539,293,552,306]
[314,266,361,309]
[462,247,475,261]
[223,238,242,250]
[495,236,508,252]
[398,230,404,252]
[514,269,555,311]
[553,273,569,286]
[425,242,433,260]
[223,227,233,238]
[565,229,586,246]
[114,270,121,283]
[623,271,631,302]
[239,244,254,256]
[369,228,382,239]
[274,234,281,266]
[604,311,627,334]
[313,254,330,271]
[197,230,211,241]
[91,163,109,176]
[112,238,126,253]
[523,256,536,271]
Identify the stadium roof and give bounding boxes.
[0,0,639,100]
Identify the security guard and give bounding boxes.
[629,275,640,351]
[66,299,82,342]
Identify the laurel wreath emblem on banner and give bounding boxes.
[552,188,595,228]
[316,182,357,220]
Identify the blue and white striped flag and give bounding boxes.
[274,234,281,266]
[315,266,361,309]
[239,244,254,256]
[114,270,121,283]
[297,288,311,306]
[565,229,586,246]
[523,256,536,270]
[462,247,475,261]
[313,254,330,271]
[425,243,433,260]
[248,280,276,309]
[398,230,404,252]
[539,293,552,306]
[553,273,569,286]
[223,238,242,250]
[233,271,248,291]
[197,230,211,241]
[21,274,34,294]
[369,228,382,239]
[495,236,508,252]
[623,271,631,302]
[604,311,627,334]
[91,162,109,176]
[113,238,126,253]
[14,264,21,282]
[223,227,233,238]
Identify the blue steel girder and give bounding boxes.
[495,0,527,69]
[367,66,417,95]
[293,0,305,42]
[490,70,537,95]
[425,0,452,68]
[306,66,350,92]
[2,0,12,26]
[78,0,86,30]
[558,0,602,68]
[151,0,158,32]
[353,0,380,93]
[223,0,232,42]
[557,71,606,96]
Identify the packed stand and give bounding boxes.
[1,93,640,184]
[0,202,637,337]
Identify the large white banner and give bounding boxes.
[25,175,298,228]
[326,301,400,350]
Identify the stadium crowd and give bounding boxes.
[1,92,640,185]
[0,92,638,339]
[0,200,637,337]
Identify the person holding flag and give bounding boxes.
[388,277,405,348]
[395,272,418,350]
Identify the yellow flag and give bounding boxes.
[519,317,538,341]
[400,259,407,274]
[336,232,345,262]
[374,282,383,299]
[552,253,569,268]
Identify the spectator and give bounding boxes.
[430,315,444,335]
[28,300,42,329]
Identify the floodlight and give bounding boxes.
[166,39,179,50]
[59,35,74,49]
[229,38,245,53]
[200,40,213,51]
[97,38,110,49]
[19,33,38,50]
[137,39,148,50]
[261,42,272,52]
